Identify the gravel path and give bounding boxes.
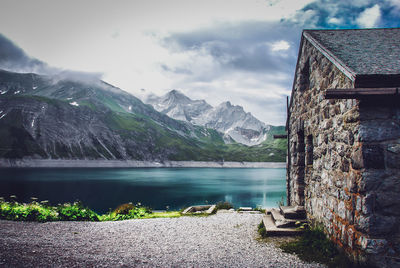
[0,212,324,267]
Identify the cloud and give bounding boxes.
[0,33,49,74]
[270,40,291,51]
[0,33,102,83]
[285,0,399,29]
[356,4,381,28]
[155,20,300,124]
[161,21,300,74]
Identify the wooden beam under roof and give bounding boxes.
[273,134,288,139]
[325,87,400,99]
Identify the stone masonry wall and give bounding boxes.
[288,38,400,267]
[354,99,400,266]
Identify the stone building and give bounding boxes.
[287,28,400,267]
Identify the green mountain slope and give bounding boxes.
[0,69,286,162]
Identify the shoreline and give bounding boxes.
[0,159,286,168]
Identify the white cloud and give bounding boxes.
[356,4,381,28]
[327,17,343,25]
[270,40,290,51]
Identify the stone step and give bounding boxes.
[262,215,304,236]
[270,208,305,228]
[279,205,306,219]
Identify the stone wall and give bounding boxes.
[288,38,400,267]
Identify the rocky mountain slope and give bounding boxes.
[0,69,286,162]
[146,90,272,146]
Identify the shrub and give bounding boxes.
[258,220,267,238]
[57,202,99,221]
[113,203,135,215]
[216,201,234,210]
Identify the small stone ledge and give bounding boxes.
[182,205,216,214]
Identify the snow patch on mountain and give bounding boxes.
[146,90,270,146]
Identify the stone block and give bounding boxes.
[346,209,354,224]
[361,193,375,215]
[347,227,355,249]
[375,192,400,215]
[351,147,364,169]
[369,215,397,236]
[341,159,350,172]
[362,144,385,169]
[359,171,384,192]
[358,120,400,142]
[386,150,400,169]
[338,201,346,219]
[387,143,400,154]
[356,195,362,211]
[344,109,360,123]
[346,172,358,193]
[351,145,385,170]
[361,237,388,254]
[355,214,370,233]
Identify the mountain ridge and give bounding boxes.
[146,89,271,146]
[0,69,286,162]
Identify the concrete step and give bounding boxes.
[262,214,304,236]
[280,205,306,219]
[270,208,305,228]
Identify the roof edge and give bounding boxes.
[303,31,357,81]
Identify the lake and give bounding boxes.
[0,168,286,214]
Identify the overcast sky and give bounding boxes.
[1,0,400,125]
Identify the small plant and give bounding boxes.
[258,220,267,238]
[101,203,152,221]
[113,203,135,215]
[57,202,99,221]
[254,206,266,213]
[277,196,285,207]
[216,201,234,210]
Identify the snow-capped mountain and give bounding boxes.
[146,90,212,122]
[146,90,270,146]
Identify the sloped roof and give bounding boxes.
[304,28,400,76]
[287,28,400,128]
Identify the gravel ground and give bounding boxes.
[0,211,324,267]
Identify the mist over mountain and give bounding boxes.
[146,90,272,146]
[0,33,286,162]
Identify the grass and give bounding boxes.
[0,198,183,222]
[279,226,375,268]
[258,220,267,238]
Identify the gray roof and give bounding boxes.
[303,28,400,87]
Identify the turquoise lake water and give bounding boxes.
[0,168,286,213]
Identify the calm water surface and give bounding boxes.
[0,168,286,213]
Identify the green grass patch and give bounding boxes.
[258,220,267,238]
[279,226,374,268]
[0,198,183,222]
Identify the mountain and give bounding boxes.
[146,90,270,146]
[146,90,212,122]
[0,69,286,162]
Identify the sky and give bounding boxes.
[0,0,400,125]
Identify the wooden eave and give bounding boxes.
[325,87,400,99]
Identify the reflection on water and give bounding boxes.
[0,168,286,214]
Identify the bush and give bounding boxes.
[57,202,99,221]
[102,205,152,221]
[258,220,267,238]
[0,201,58,222]
[216,201,234,210]
[113,203,135,215]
